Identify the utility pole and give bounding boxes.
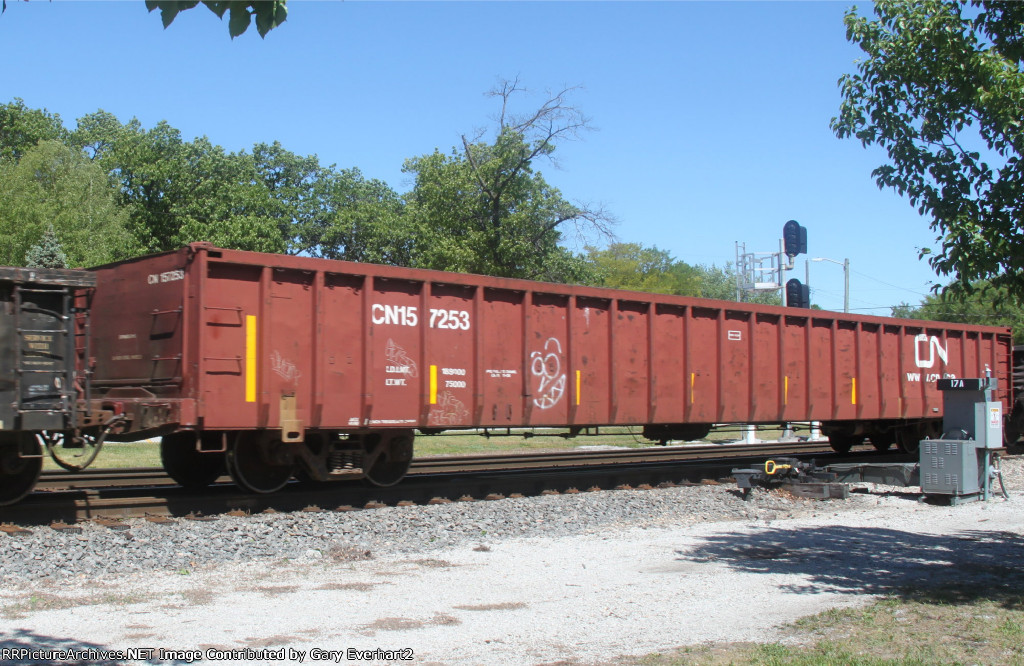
[811,257,850,313]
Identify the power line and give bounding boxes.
[849,268,936,298]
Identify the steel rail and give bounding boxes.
[37,440,835,489]
[6,441,905,526]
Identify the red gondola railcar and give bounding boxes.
[78,244,1012,493]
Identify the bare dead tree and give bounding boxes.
[487,77,592,164]
[458,78,615,253]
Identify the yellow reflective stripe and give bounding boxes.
[690,372,695,404]
[245,315,257,403]
[430,365,437,404]
[784,375,789,405]
[575,370,581,405]
[851,377,857,405]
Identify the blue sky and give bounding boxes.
[1,1,942,314]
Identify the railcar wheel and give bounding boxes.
[897,434,919,454]
[227,433,294,494]
[827,433,863,454]
[1005,398,1024,447]
[42,429,105,472]
[870,430,896,452]
[896,426,923,454]
[0,439,43,506]
[161,432,226,488]
[363,432,414,487]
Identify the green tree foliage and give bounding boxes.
[585,243,702,296]
[73,112,284,254]
[253,141,410,264]
[146,0,287,38]
[252,140,327,250]
[833,0,1024,299]
[580,248,788,304]
[891,281,1024,342]
[315,168,412,266]
[403,81,612,283]
[170,136,285,252]
[24,225,69,269]
[697,263,782,305]
[69,112,409,259]
[0,140,134,267]
[1,93,606,280]
[0,98,68,163]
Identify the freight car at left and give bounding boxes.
[0,266,97,505]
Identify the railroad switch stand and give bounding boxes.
[732,377,1008,504]
[731,457,849,499]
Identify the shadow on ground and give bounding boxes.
[678,523,1024,608]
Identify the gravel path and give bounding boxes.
[2,458,1024,665]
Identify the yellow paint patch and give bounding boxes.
[576,370,581,405]
[851,377,857,405]
[430,365,437,404]
[245,315,257,403]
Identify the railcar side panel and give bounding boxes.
[649,304,684,425]
[686,308,719,424]
[264,267,316,434]
[751,312,780,422]
[199,261,261,428]
[478,288,524,427]
[368,277,422,429]
[807,320,833,420]
[83,245,1015,440]
[573,296,611,425]
[425,282,476,429]
[718,310,748,422]
[89,252,187,388]
[319,273,366,428]
[780,315,808,423]
[612,300,649,425]
[527,292,570,426]
[832,321,858,421]
[874,325,894,417]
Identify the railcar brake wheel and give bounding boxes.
[42,429,105,472]
[363,433,414,487]
[0,439,43,506]
[227,433,294,494]
[161,432,226,488]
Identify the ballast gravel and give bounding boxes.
[1,458,1024,665]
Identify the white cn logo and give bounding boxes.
[914,334,948,369]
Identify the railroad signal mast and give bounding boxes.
[736,219,809,307]
[736,220,812,443]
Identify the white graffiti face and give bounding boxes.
[530,337,566,409]
[384,338,418,378]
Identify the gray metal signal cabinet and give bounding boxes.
[919,378,1003,504]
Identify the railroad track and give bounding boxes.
[14,440,905,526]
[37,440,836,489]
